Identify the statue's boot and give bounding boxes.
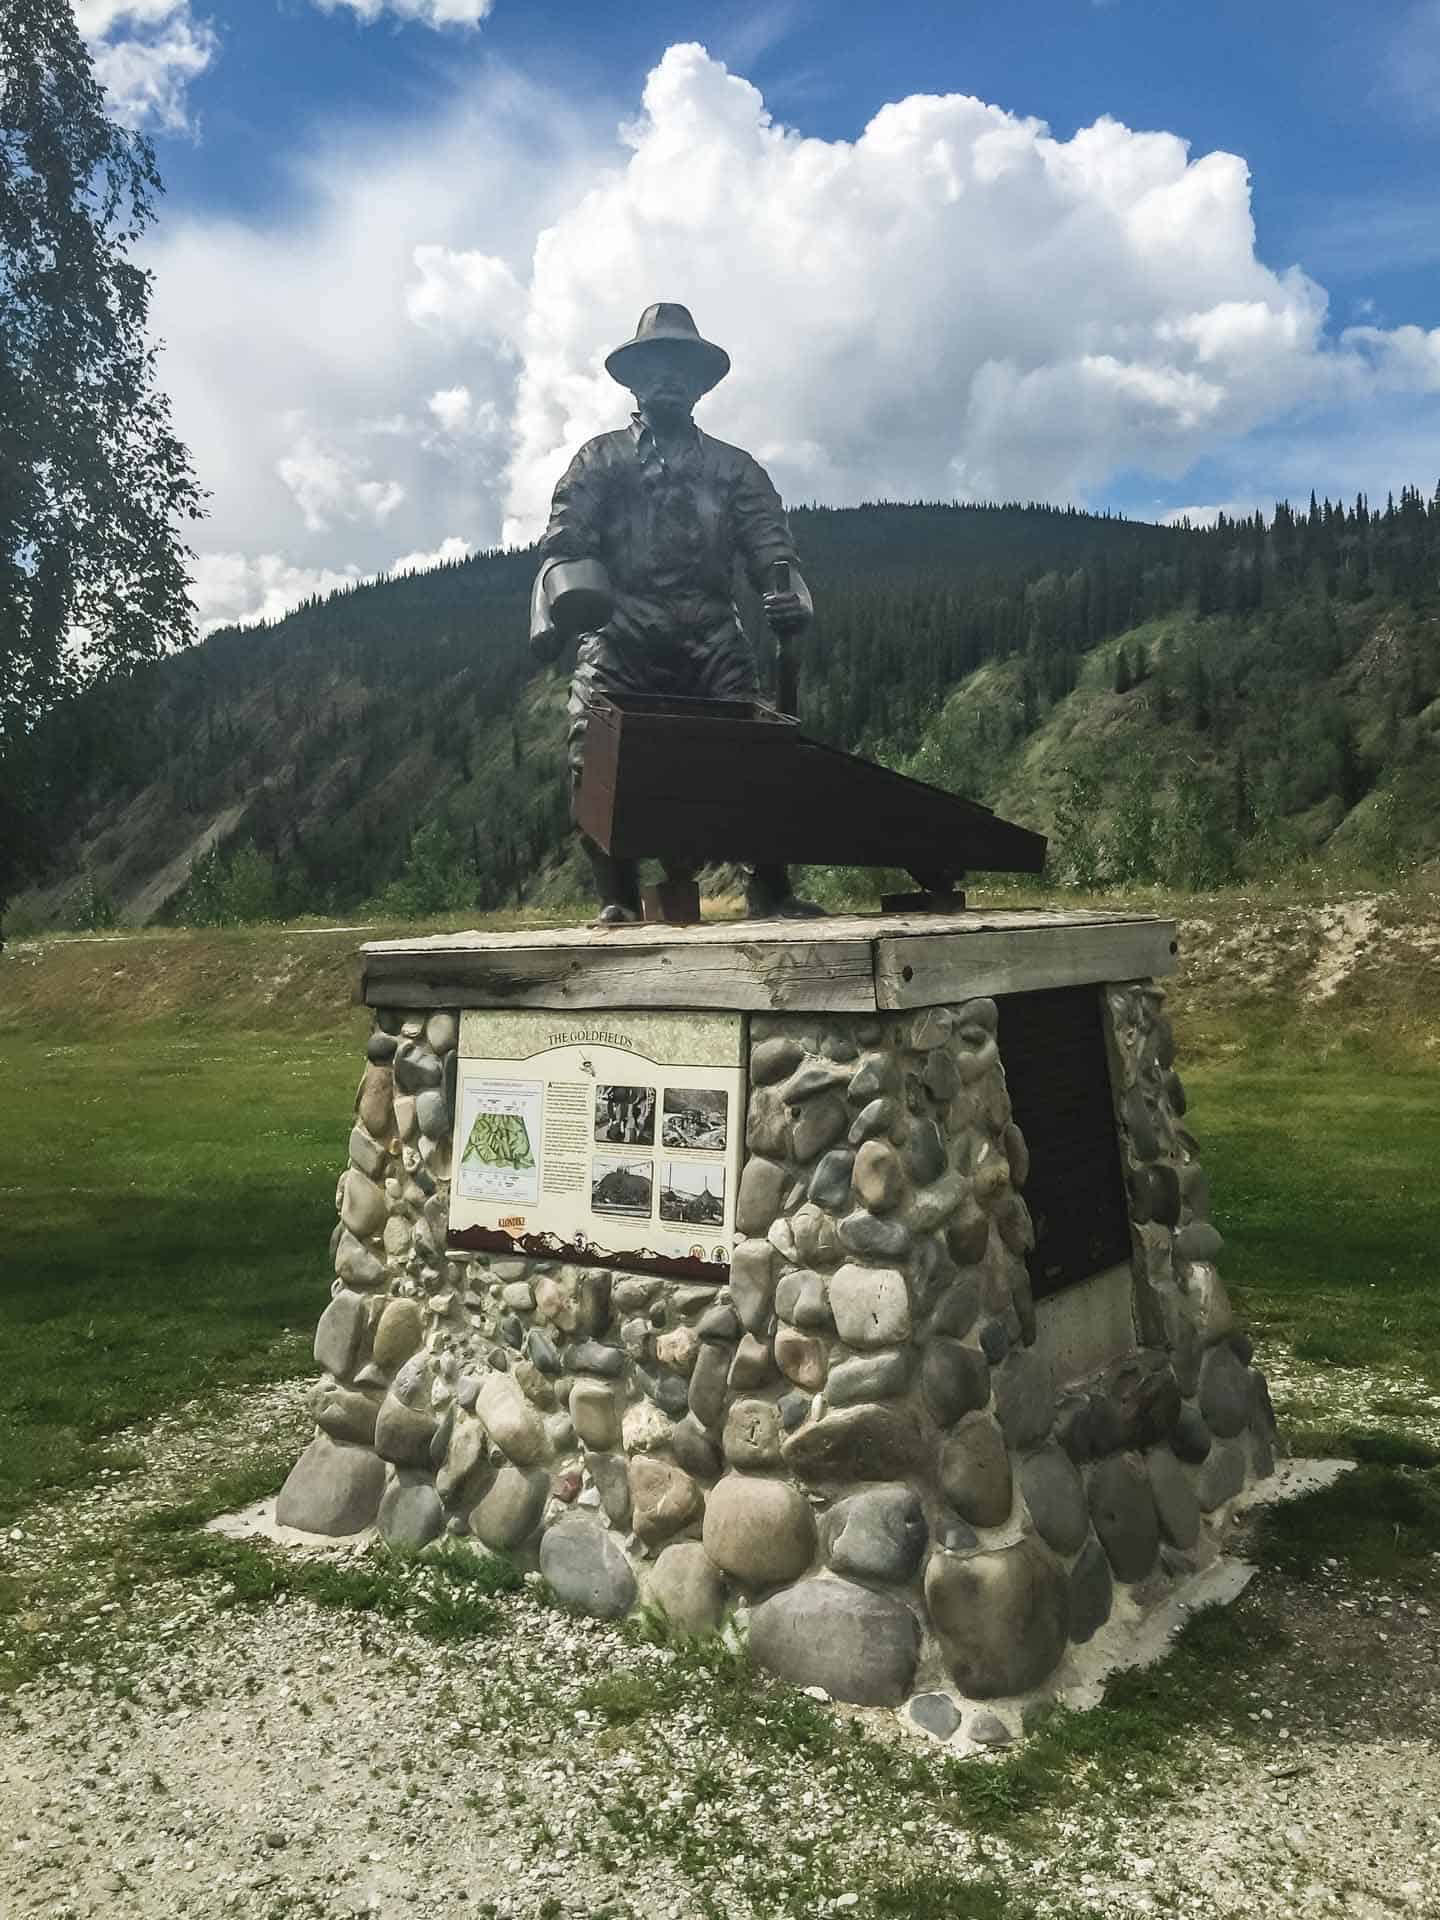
[582,836,642,926]
[745,863,827,920]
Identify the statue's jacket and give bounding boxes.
[541,415,799,709]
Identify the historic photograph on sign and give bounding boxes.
[456,1078,543,1207]
[591,1156,654,1218]
[660,1085,728,1151]
[594,1084,656,1146]
[659,1161,726,1226]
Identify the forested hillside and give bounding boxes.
[11,489,1440,930]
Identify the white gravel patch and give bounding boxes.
[1259,1343,1440,1448]
[1,1366,1438,1919]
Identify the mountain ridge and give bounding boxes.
[11,491,1440,930]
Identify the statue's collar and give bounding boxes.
[630,412,700,469]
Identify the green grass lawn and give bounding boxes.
[1187,1061,1440,1390]
[0,1024,356,1519]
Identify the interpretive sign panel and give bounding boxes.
[448,1009,745,1278]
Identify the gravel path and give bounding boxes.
[2,1370,1438,1920]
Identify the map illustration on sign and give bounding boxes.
[455,1078,542,1207]
[447,1011,744,1278]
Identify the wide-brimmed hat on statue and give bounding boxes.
[604,303,731,396]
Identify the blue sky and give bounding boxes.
[143,0,1440,322]
[75,0,1440,627]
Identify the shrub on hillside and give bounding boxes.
[373,821,476,918]
[177,844,281,926]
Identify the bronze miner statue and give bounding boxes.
[530,302,822,924]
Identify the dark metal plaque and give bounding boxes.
[997,985,1132,1301]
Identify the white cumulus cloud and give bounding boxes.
[74,0,217,135]
[427,385,474,433]
[500,46,1383,540]
[309,0,495,25]
[147,43,1440,634]
[189,536,474,633]
[276,429,407,533]
[406,246,527,345]
[1159,502,1267,529]
[145,63,599,630]
[389,534,474,573]
[188,551,366,632]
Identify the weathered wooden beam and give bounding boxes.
[875,919,1178,1010]
[356,910,1178,1014]
[360,934,878,1013]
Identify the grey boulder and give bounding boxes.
[909,1692,961,1741]
[375,1396,438,1468]
[1198,1436,1247,1511]
[1088,1454,1160,1583]
[993,1347,1054,1451]
[749,1577,920,1706]
[828,1264,911,1349]
[783,1404,927,1483]
[922,1337,990,1426]
[644,1541,726,1636]
[751,1036,803,1085]
[808,1148,856,1212]
[837,1210,911,1260]
[826,1349,910,1407]
[939,1416,1013,1528]
[314,1288,367,1379]
[1019,1447,1090,1556]
[702,1475,816,1586]
[821,1484,927,1582]
[1146,1446,1201,1549]
[1067,1537,1113,1644]
[378,1477,444,1551]
[276,1435,386,1536]
[1199,1344,1252,1440]
[926,1541,1069,1698]
[539,1516,637,1619]
[1171,1404,1212,1464]
[472,1465,548,1551]
[729,1240,777,1334]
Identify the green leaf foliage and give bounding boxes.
[1,0,204,903]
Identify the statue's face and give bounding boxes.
[627,341,707,417]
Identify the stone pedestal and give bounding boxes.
[278,910,1277,1742]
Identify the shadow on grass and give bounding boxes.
[1255,1459,1440,1581]
[867,1875,1025,1918]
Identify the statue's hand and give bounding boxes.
[763,590,810,637]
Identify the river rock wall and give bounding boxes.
[277,984,1277,1745]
